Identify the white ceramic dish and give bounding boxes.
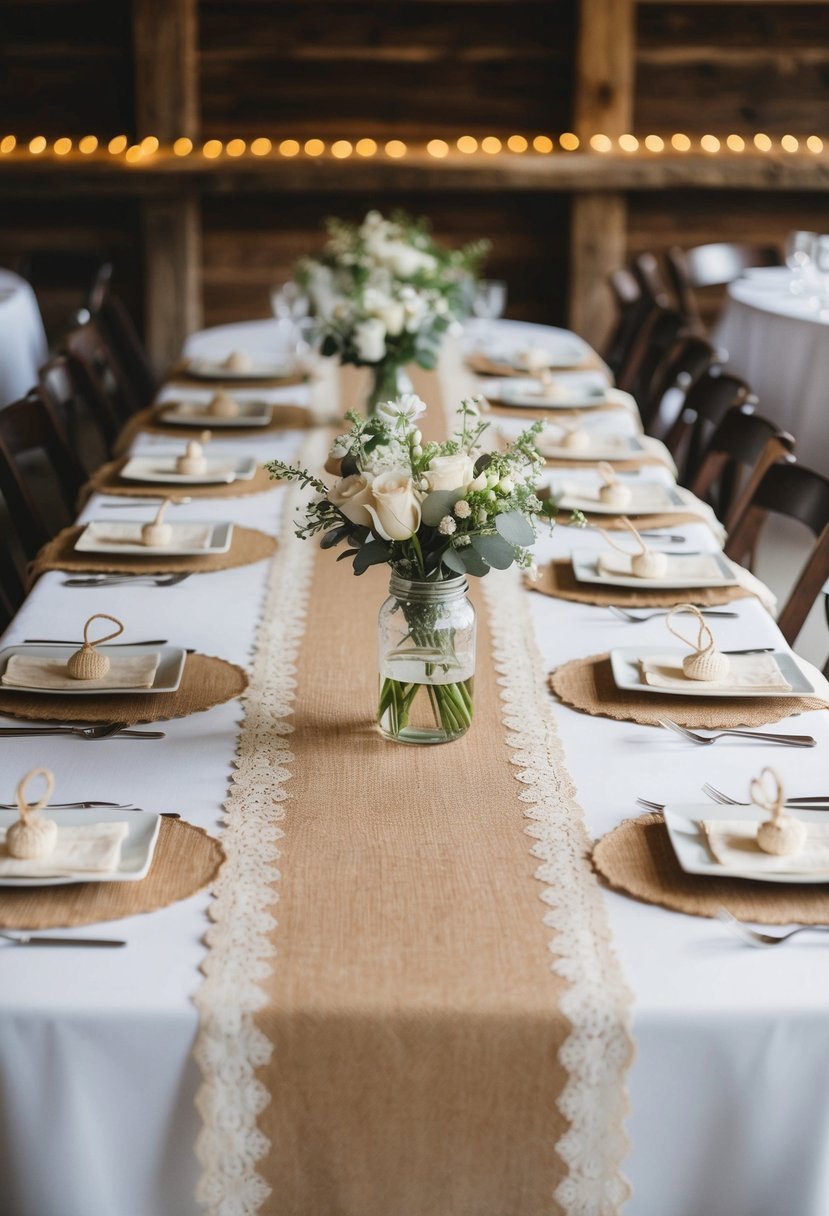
[0,806,161,887]
[184,357,296,380]
[493,376,608,409]
[541,434,644,460]
[158,401,273,428]
[664,802,829,884]
[74,520,234,557]
[479,341,588,370]
[119,455,257,485]
[571,548,737,590]
[608,646,814,698]
[0,644,187,695]
[554,482,684,515]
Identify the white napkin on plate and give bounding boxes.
[0,821,129,877]
[639,652,791,692]
[2,653,160,690]
[559,481,675,513]
[80,522,213,550]
[597,551,726,581]
[702,819,829,875]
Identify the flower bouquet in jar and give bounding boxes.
[267,392,558,744]
[295,209,488,414]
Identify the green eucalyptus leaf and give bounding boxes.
[495,510,535,547]
[352,541,392,575]
[458,545,490,578]
[320,525,350,550]
[470,533,515,570]
[439,547,467,576]
[421,490,462,527]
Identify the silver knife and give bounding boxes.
[0,933,126,948]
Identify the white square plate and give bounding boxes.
[540,434,644,461]
[664,803,829,884]
[608,646,814,698]
[480,340,588,370]
[0,806,161,886]
[571,547,737,590]
[554,482,684,515]
[185,357,296,380]
[74,520,233,557]
[495,376,609,409]
[119,455,257,485]
[158,401,273,428]
[0,644,187,695]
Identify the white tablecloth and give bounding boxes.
[715,268,829,475]
[3,320,829,1216]
[0,269,48,407]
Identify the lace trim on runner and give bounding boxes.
[192,428,328,1215]
[482,567,634,1215]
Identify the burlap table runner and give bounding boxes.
[0,817,225,929]
[194,354,633,1215]
[77,458,277,508]
[526,560,752,608]
[30,524,276,579]
[593,812,829,925]
[113,402,312,455]
[550,652,829,729]
[0,652,248,724]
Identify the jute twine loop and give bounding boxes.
[67,613,124,680]
[751,766,806,857]
[665,602,730,682]
[8,767,57,859]
[597,460,631,507]
[598,516,667,579]
[141,498,174,546]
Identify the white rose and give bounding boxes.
[365,470,422,541]
[354,317,387,363]
[376,300,406,336]
[328,473,375,527]
[383,243,437,278]
[425,452,476,492]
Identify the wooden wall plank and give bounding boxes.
[141,198,202,375]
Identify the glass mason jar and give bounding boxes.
[378,574,476,745]
[364,359,414,416]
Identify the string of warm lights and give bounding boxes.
[0,133,825,160]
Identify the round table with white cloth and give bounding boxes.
[714,266,829,474]
[0,269,48,406]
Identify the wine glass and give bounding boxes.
[784,230,816,295]
[812,235,829,318]
[270,280,311,362]
[471,278,507,349]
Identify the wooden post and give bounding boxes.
[569,0,635,351]
[133,0,202,375]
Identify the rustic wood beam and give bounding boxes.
[132,0,199,142]
[141,197,202,377]
[570,0,635,348]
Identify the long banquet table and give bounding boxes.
[2,317,829,1216]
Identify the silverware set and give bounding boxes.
[609,605,739,623]
[62,573,191,588]
[0,931,126,948]
[657,714,816,748]
[0,723,165,740]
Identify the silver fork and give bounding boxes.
[635,797,665,812]
[657,715,816,748]
[0,723,165,740]
[702,782,829,810]
[609,605,739,623]
[715,908,829,949]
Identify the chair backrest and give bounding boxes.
[667,242,782,329]
[663,368,755,484]
[62,318,145,429]
[602,267,651,378]
[92,279,156,407]
[615,304,685,403]
[631,252,672,309]
[639,332,718,435]
[725,461,829,648]
[0,525,27,631]
[689,405,795,531]
[39,354,113,469]
[0,387,87,559]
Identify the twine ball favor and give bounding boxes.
[752,767,806,857]
[208,390,240,419]
[560,420,591,452]
[222,349,252,372]
[600,517,668,579]
[665,603,730,682]
[6,768,57,860]
[597,461,632,508]
[176,430,211,475]
[141,498,173,547]
[66,614,124,680]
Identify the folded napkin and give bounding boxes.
[640,652,791,692]
[559,481,675,513]
[81,521,213,550]
[2,652,160,690]
[0,821,129,877]
[702,818,829,875]
[597,552,725,581]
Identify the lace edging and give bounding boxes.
[192,429,328,1216]
[481,568,634,1215]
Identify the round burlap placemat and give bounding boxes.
[554,510,709,531]
[0,652,248,725]
[549,651,829,729]
[31,524,276,578]
[0,817,225,929]
[592,812,829,924]
[487,401,630,424]
[526,560,750,608]
[113,402,312,455]
[78,459,278,506]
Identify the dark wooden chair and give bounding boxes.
[0,527,27,632]
[0,387,87,562]
[666,242,783,332]
[639,332,719,435]
[89,268,157,406]
[39,353,116,468]
[688,405,795,532]
[725,461,829,650]
[61,317,147,431]
[616,305,686,406]
[602,268,654,379]
[663,368,756,485]
[631,252,672,309]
